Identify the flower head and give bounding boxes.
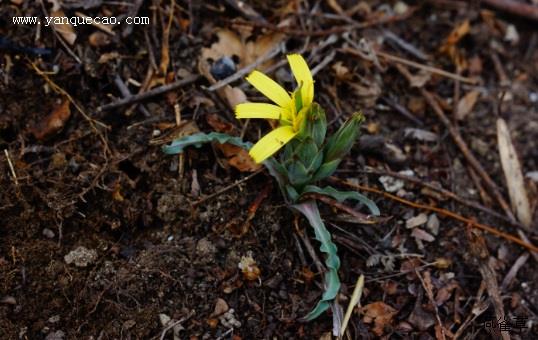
[235,54,314,163]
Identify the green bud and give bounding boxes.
[323,112,364,162]
[299,103,327,148]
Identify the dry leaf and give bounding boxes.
[31,99,71,140]
[210,298,229,318]
[441,19,470,48]
[361,302,398,336]
[201,29,283,69]
[206,113,234,133]
[404,128,438,142]
[216,143,261,172]
[50,10,77,45]
[395,64,430,88]
[456,90,480,120]
[88,31,111,47]
[97,51,119,64]
[497,118,532,228]
[223,85,247,108]
[406,213,428,229]
[411,228,435,242]
[332,61,351,81]
[439,20,470,69]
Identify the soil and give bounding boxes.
[1,1,538,339]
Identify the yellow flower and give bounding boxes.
[235,54,314,163]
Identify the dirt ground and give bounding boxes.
[1,1,538,339]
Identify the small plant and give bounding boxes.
[163,54,379,320]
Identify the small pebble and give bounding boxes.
[64,246,97,267]
[43,228,55,239]
[210,57,236,80]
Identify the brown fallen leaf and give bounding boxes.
[395,64,430,88]
[50,10,77,45]
[206,113,234,133]
[223,85,247,108]
[31,99,71,140]
[216,143,261,172]
[201,29,283,69]
[361,301,398,336]
[456,90,480,120]
[88,31,111,47]
[497,118,532,229]
[439,19,470,69]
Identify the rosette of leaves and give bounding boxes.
[162,55,379,322]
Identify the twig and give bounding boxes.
[466,228,510,340]
[4,149,18,186]
[29,61,111,156]
[229,7,418,37]
[415,270,447,340]
[224,0,267,23]
[351,168,528,232]
[98,74,200,111]
[302,192,382,224]
[382,30,429,61]
[380,96,424,126]
[501,252,529,291]
[375,50,478,84]
[174,104,185,179]
[311,50,336,77]
[332,177,538,253]
[113,75,151,117]
[192,168,263,207]
[294,217,325,274]
[122,0,145,37]
[420,89,516,222]
[453,281,488,339]
[158,310,194,340]
[482,0,538,21]
[38,0,81,64]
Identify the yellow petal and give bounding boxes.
[249,126,297,163]
[287,54,314,107]
[246,71,291,108]
[236,103,282,119]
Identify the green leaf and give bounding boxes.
[302,185,380,216]
[288,161,311,187]
[312,159,340,182]
[285,185,299,202]
[293,201,341,320]
[162,132,252,154]
[296,140,318,168]
[302,301,331,321]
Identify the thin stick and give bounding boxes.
[192,168,263,207]
[98,74,200,111]
[332,178,538,253]
[4,149,18,186]
[174,104,185,179]
[482,0,538,21]
[158,310,194,340]
[376,50,478,84]
[349,168,527,231]
[420,89,516,222]
[415,270,447,340]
